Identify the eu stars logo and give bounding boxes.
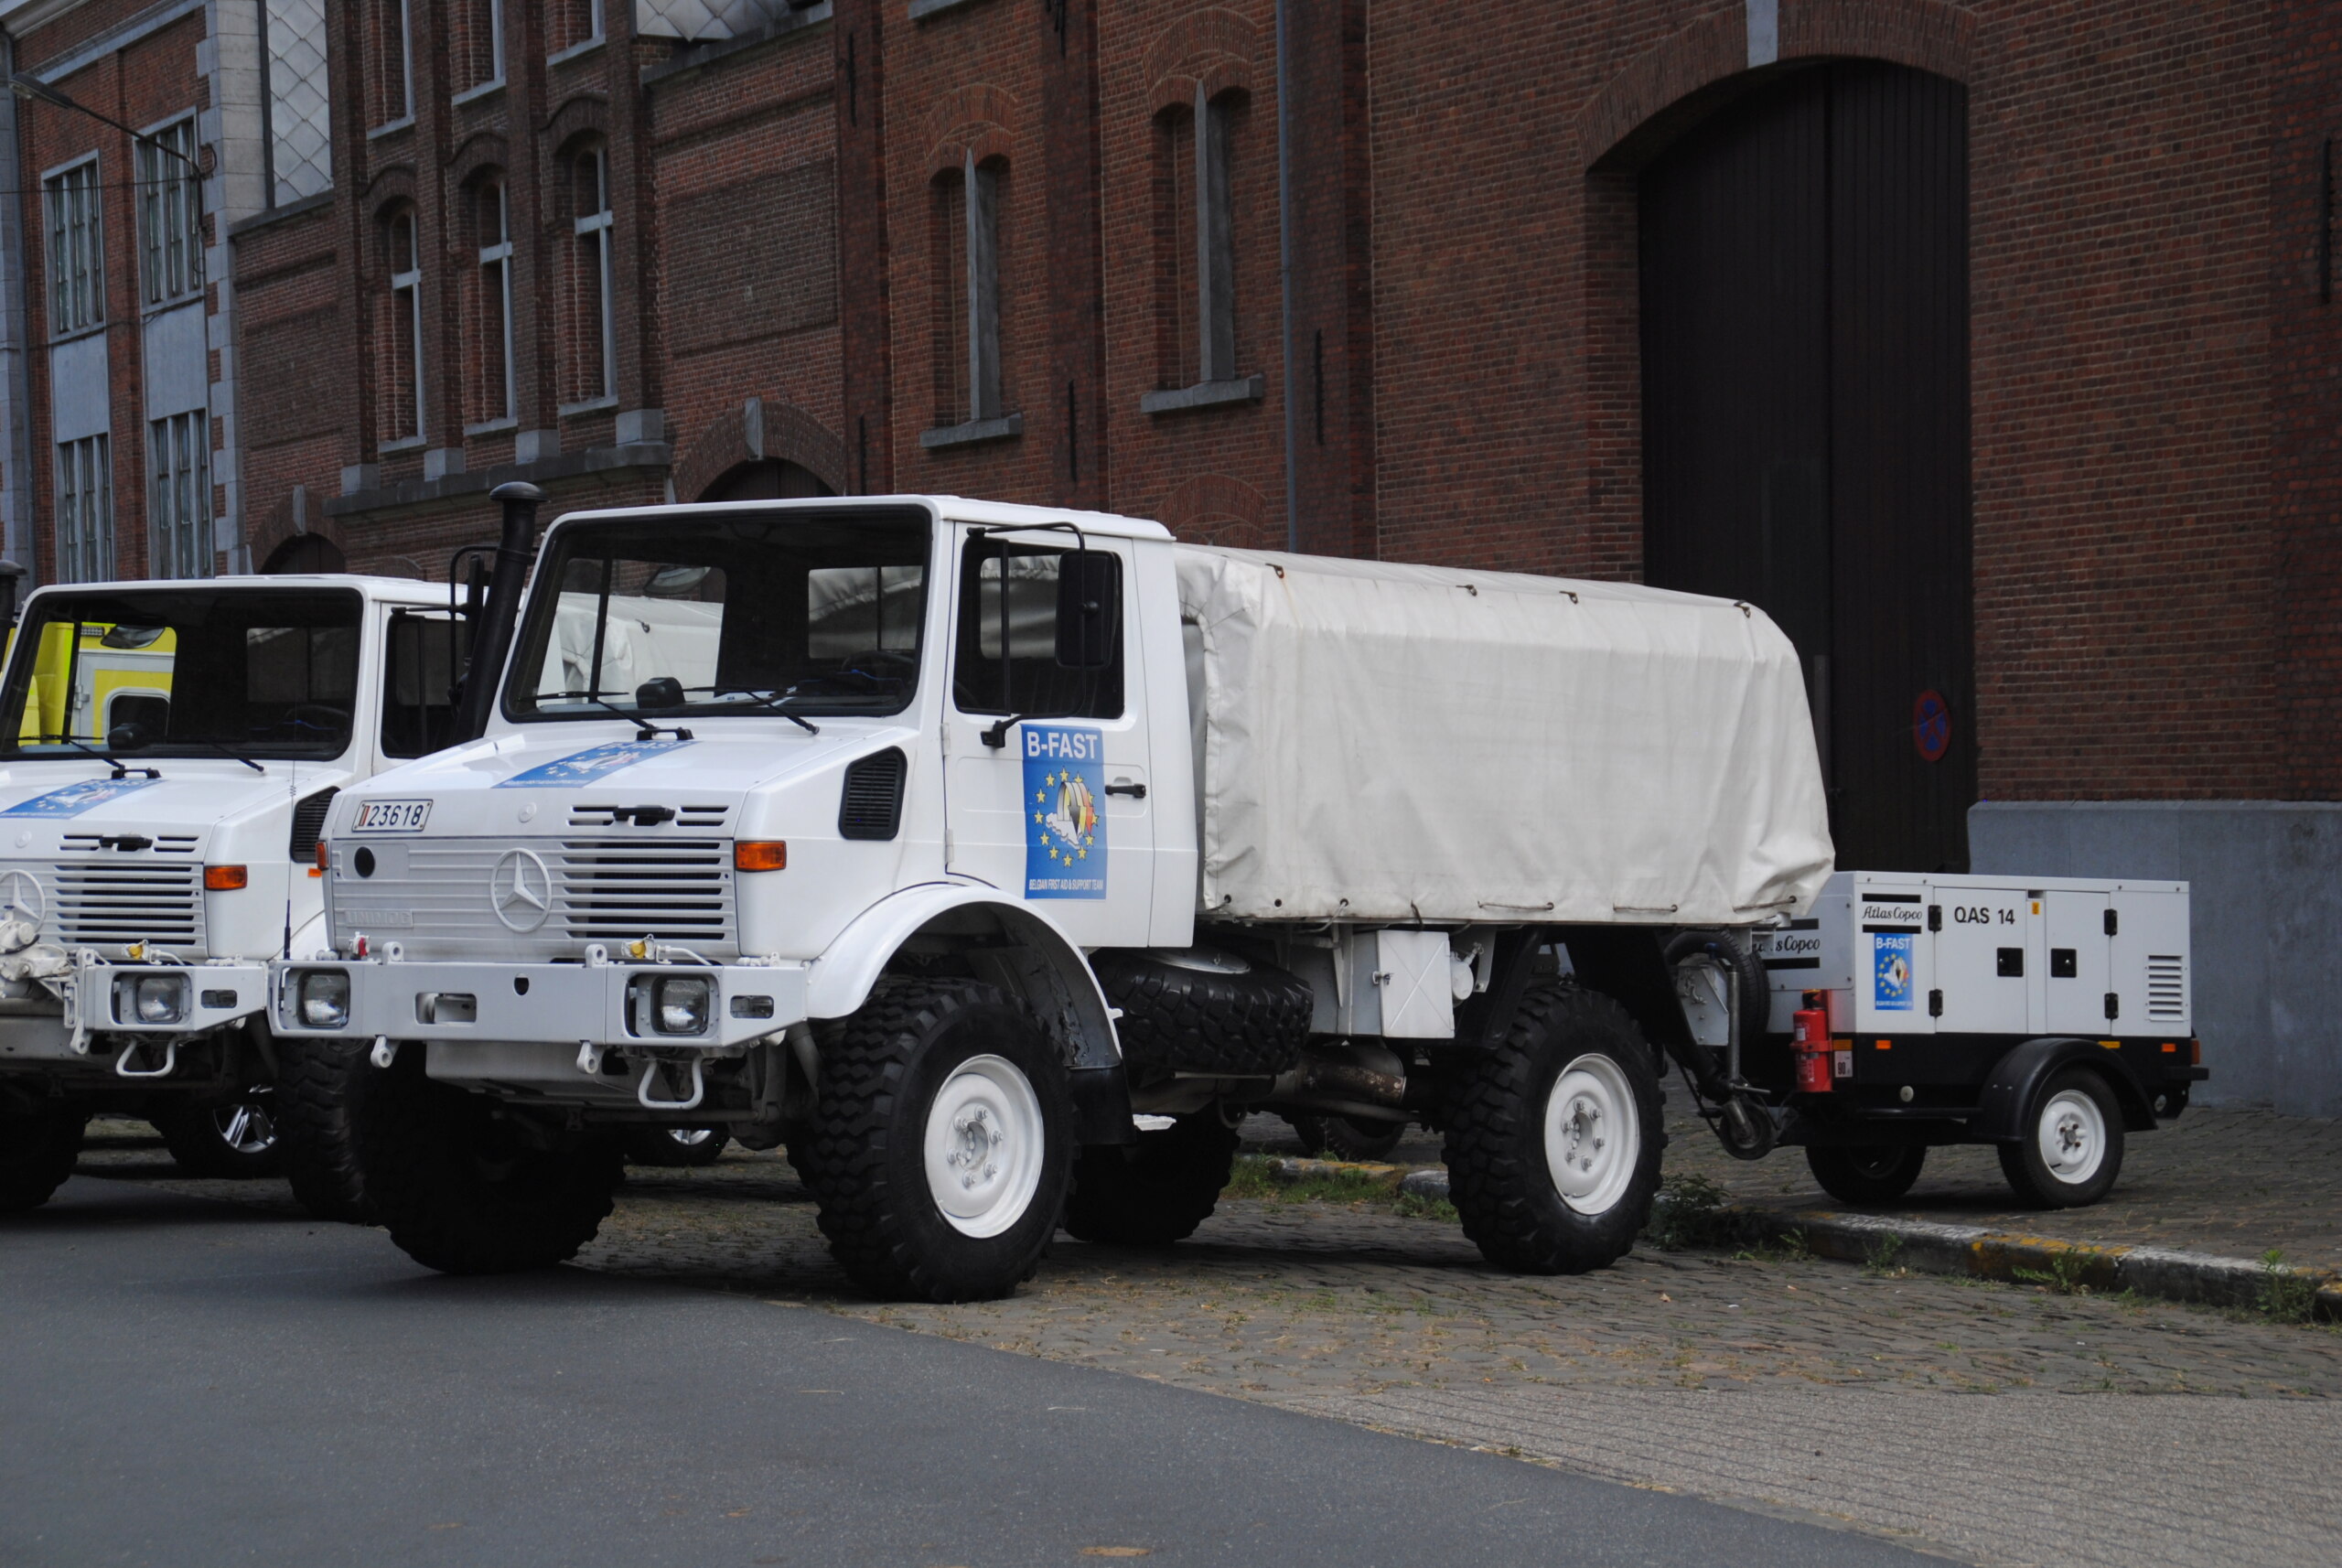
[1021,726,1107,899]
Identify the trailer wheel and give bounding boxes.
[274,1036,375,1223]
[1998,1067,2124,1208]
[0,1101,87,1213]
[625,1126,730,1167]
[806,980,1071,1302]
[1062,1112,1238,1246]
[1805,1144,1927,1206]
[152,1093,285,1179]
[1444,981,1664,1273]
[359,1047,623,1274]
[1091,950,1313,1076]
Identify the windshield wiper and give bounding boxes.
[698,687,820,736]
[188,738,265,774]
[543,692,693,742]
[27,735,158,779]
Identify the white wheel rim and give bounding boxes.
[2036,1088,2107,1186]
[923,1053,1045,1239]
[671,1129,717,1149]
[215,1103,274,1156]
[1542,1053,1639,1216]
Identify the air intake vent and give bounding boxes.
[839,748,907,841]
[289,788,339,862]
[2146,955,2186,1021]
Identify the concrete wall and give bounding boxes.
[1970,801,2342,1116]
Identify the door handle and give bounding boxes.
[1105,781,1147,799]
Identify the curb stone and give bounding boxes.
[1256,1158,2342,1320]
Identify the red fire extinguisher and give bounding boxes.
[1793,990,1833,1093]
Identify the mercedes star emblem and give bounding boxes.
[489,848,553,932]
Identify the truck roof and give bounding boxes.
[542,494,1176,544]
[22,574,457,609]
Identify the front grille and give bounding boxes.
[48,860,201,946]
[60,832,197,854]
[557,839,731,943]
[565,803,731,831]
[327,838,737,961]
[2146,955,2186,1020]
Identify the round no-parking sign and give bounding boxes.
[1913,689,1951,762]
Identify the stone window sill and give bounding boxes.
[909,0,992,19]
[558,395,618,418]
[919,413,1023,449]
[1140,374,1264,415]
[47,320,107,347]
[377,435,427,456]
[548,37,607,68]
[366,116,414,142]
[464,416,518,437]
[451,78,506,107]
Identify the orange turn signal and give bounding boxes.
[734,840,787,873]
[204,865,249,891]
[315,840,329,871]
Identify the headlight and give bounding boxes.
[652,975,712,1036]
[298,970,350,1029]
[115,972,188,1026]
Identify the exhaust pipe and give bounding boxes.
[451,481,542,741]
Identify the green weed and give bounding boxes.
[2013,1251,2092,1296]
[1644,1172,1735,1251]
[2256,1250,2319,1325]
[1862,1231,1907,1276]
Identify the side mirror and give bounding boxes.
[1054,552,1116,670]
[635,676,685,712]
[106,722,152,752]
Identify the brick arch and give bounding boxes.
[1153,473,1273,551]
[1144,8,1257,113]
[925,84,1020,175]
[446,131,511,191]
[543,95,611,165]
[247,489,350,576]
[1578,0,1977,171]
[671,399,848,502]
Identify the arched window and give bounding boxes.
[376,205,424,446]
[559,141,615,409]
[365,0,414,128]
[929,151,1004,436]
[1151,88,1243,394]
[463,175,514,428]
[463,0,506,91]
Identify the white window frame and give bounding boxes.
[54,434,113,584]
[471,180,516,429]
[148,410,210,580]
[1193,86,1234,384]
[486,0,506,86]
[566,147,615,409]
[136,116,202,310]
[385,209,424,446]
[962,150,1002,424]
[43,156,104,338]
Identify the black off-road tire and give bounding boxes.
[1806,1144,1928,1206]
[1062,1113,1239,1246]
[1443,980,1666,1273]
[1997,1066,2125,1209]
[359,1046,623,1274]
[0,1101,88,1213]
[1285,1112,1407,1163]
[806,980,1072,1303]
[626,1126,729,1167]
[152,1094,285,1179]
[274,1036,376,1223]
[1092,950,1313,1076]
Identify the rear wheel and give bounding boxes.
[1805,1144,1927,1206]
[152,1093,284,1179]
[1998,1067,2124,1208]
[0,1101,87,1212]
[625,1126,730,1167]
[1444,981,1664,1273]
[1062,1114,1238,1246]
[1285,1112,1406,1164]
[806,980,1071,1302]
[359,1047,623,1273]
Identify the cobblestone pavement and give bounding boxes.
[74,1122,2342,1568]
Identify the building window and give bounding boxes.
[137,119,201,308]
[561,144,615,408]
[1154,89,1239,389]
[149,412,209,579]
[931,151,1003,430]
[466,177,515,427]
[465,0,506,89]
[44,158,103,337]
[551,0,603,56]
[54,435,113,584]
[367,0,414,128]
[379,207,424,445]
[263,0,333,205]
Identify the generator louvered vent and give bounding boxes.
[288,788,339,862]
[838,748,907,842]
[2145,954,2186,1021]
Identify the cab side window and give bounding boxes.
[952,539,1123,719]
[381,611,465,757]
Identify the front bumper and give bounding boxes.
[270,958,808,1049]
[0,958,270,1071]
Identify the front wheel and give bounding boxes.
[1998,1067,2124,1208]
[0,1101,87,1213]
[1444,981,1664,1273]
[1806,1144,1927,1206]
[806,981,1072,1303]
[152,1094,284,1179]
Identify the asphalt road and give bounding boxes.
[0,1178,1937,1568]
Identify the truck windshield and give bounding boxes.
[0,587,362,761]
[506,508,930,724]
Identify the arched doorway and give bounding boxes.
[699,459,834,502]
[261,533,347,575]
[1640,62,1971,873]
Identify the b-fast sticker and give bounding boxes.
[1022,724,1106,900]
[1,777,163,817]
[1873,932,1915,1012]
[496,738,693,788]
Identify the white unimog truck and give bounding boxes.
[274,496,1837,1299]
[0,574,480,1214]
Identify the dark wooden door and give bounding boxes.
[1640,62,1972,873]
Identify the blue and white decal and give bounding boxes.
[495,739,694,789]
[1872,932,1914,1012]
[1022,724,1105,900]
[1,777,163,817]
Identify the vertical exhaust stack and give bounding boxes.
[452,481,543,742]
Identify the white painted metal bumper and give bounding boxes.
[268,958,809,1049]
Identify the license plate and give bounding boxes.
[352,799,432,833]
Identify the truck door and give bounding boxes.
[2041,887,2112,1036]
[942,526,1154,948]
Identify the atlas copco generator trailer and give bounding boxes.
[274,495,1836,1300]
[1664,872,2204,1208]
[0,574,483,1213]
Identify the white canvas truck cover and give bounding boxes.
[1173,547,1833,926]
